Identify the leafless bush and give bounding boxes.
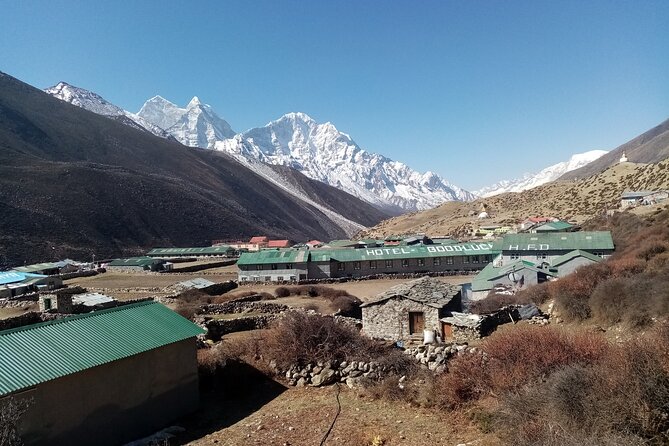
[259,312,384,370]
[274,286,290,297]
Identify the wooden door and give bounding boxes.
[409,312,425,334]
[442,323,453,340]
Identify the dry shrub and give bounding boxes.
[433,351,488,409]
[493,333,669,445]
[435,326,609,409]
[260,312,383,370]
[274,286,290,297]
[469,291,531,314]
[197,344,229,376]
[590,273,669,327]
[607,257,646,277]
[551,263,610,321]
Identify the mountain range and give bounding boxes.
[474,150,608,197]
[0,72,389,267]
[46,83,474,213]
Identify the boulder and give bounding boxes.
[311,368,337,387]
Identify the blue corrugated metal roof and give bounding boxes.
[0,271,46,286]
[0,301,204,396]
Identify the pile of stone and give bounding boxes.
[201,301,288,315]
[278,359,388,388]
[527,315,550,325]
[402,343,471,373]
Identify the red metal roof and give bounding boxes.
[249,236,269,244]
[267,239,291,248]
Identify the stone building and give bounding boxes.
[0,301,204,446]
[361,277,461,341]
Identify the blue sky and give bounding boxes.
[1,0,668,190]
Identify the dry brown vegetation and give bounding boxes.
[359,160,669,238]
[273,285,363,317]
[433,324,669,445]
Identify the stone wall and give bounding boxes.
[362,298,440,341]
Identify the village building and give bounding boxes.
[519,216,555,231]
[470,247,606,300]
[237,241,497,283]
[0,271,63,299]
[306,240,324,248]
[237,249,309,282]
[147,246,236,258]
[361,277,461,341]
[71,292,117,310]
[620,190,669,208]
[0,301,204,446]
[470,260,558,301]
[493,231,614,266]
[107,257,171,272]
[530,220,576,233]
[267,239,292,249]
[249,236,270,248]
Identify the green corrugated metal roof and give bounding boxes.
[237,249,308,266]
[311,242,497,263]
[550,249,603,267]
[147,246,234,256]
[535,221,574,232]
[108,257,163,267]
[471,260,557,291]
[0,301,204,396]
[12,262,60,273]
[493,231,613,251]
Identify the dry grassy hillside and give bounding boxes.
[360,159,669,238]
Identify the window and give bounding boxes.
[337,263,345,271]
[472,256,479,264]
[446,257,453,265]
[369,260,377,269]
[402,259,409,267]
[271,264,278,270]
[433,258,441,266]
[277,276,284,282]
[385,260,393,268]
[256,265,263,270]
[510,254,520,260]
[463,256,470,264]
[285,264,292,269]
[536,252,547,260]
[241,277,248,281]
[353,261,361,270]
[417,258,425,266]
[264,276,271,282]
[594,252,604,257]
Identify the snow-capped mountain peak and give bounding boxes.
[137,96,235,148]
[474,149,608,198]
[214,113,474,212]
[45,83,172,139]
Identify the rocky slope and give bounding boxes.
[359,159,669,239]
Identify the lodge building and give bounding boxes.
[237,242,496,282]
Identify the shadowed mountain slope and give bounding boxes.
[0,72,387,267]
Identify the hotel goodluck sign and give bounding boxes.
[364,243,494,257]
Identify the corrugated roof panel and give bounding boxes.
[0,301,204,396]
[492,231,614,251]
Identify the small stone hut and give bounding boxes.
[361,276,461,341]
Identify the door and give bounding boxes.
[442,323,453,340]
[409,312,425,334]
